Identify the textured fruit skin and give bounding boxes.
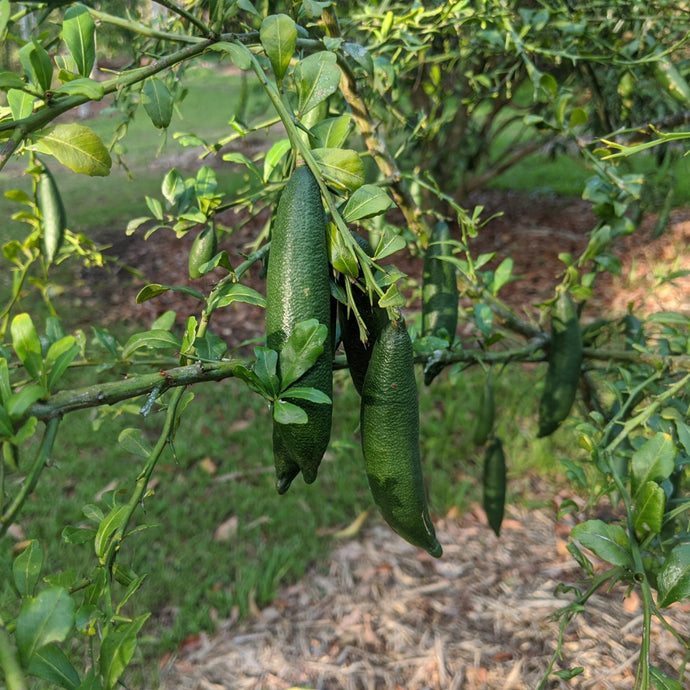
[188,224,218,279]
[338,233,388,395]
[537,292,583,438]
[472,375,495,447]
[483,437,506,536]
[422,221,458,341]
[38,165,66,265]
[266,166,333,490]
[360,318,442,557]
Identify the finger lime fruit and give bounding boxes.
[37,164,67,265]
[360,317,442,557]
[483,436,506,536]
[338,233,389,395]
[422,220,458,341]
[537,291,583,438]
[188,223,218,279]
[266,166,333,491]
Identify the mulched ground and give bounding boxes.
[81,189,690,690]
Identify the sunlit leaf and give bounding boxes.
[62,4,96,78]
[657,544,690,608]
[260,14,296,82]
[571,519,633,569]
[32,124,112,176]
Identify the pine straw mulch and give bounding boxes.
[158,499,689,690]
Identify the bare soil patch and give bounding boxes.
[81,192,690,689]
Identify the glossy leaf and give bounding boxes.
[19,40,53,92]
[263,137,291,181]
[0,71,27,90]
[207,41,252,70]
[259,14,296,82]
[208,283,266,310]
[650,665,684,689]
[311,114,352,148]
[294,51,341,116]
[136,283,205,304]
[32,124,112,176]
[342,184,394,222]
[328,223,359,277]
[253,346,280,398]
[311,147,365,193]
[62,4,96,77]
[99,614,150,690]
[657,544,690,608]
[631,432,676,497]
[142,77,173,129]
[54,78,104,100]
[11,312,43,379]
[273,399,308,425]
[27,643,80,690]
[571,519,633,569]
[121,329,181,359]
[94,505,129,560]
[281,386,331,404]
[279,319,328,390]
[632,481,665,537]
[7,88,34,120]
[13,540,44,598]
[16,587,76,664]
[7,384,45,420]
[118,428,152,459]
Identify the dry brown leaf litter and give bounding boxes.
[158,505,689,690]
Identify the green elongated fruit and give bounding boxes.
[483,437,506,537]
[266,166,333,492]
[537,291,583,438]
[188,224,218,279]
[472,374,495,447]
[37,165,67,265]
[422,220,458,341]
[338,233,389,395]
[360,317,442,557]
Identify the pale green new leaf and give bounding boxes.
[118,428,152,459]
[311,113,352,148]
[122,329,181,359]
[62,4,96,77]
[11,313,43,380]
[32,124,112,176]
[7,88,34,121]
[100,614,150,690]
[94,505,129,560]
[281,386,331,404]
[273,399,308,425]
[260,14,297,82]
[54,78,104,100]
[632,481,665,537]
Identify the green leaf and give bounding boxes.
[0,71,27,90]
[294,51,341,116]
[122,329,181,359]
[378,283,406,308]
[232,363,270,397]
[99,614,150,690]
[253,347,279,397]
[311,147,365,193]
[571,519,633,569]
[263,137,292,181]
[46,338,80,391]
[208,283,266,310]
[13,540,44,598]
[94,505,129,560]
[142,77,173,129]
[62,4,96,78]
[657,544,690,608]
[62,525,95,545]
[11,312,43,379]
[118,428,152,459]
[650,665,684,690]
[16,587,76,664]
[311,113,352,148]
[19,40,53,92]
[27,643,81,690]
[273,399,308,425]
[632,481,665,537]
[7,88,34,120]
[32,124,112,176]
[373,228,406,260]
[342,184,394,222]
[207,41,252,71]
[0,404,13,437]
[328,223,359,277]
[259,14,297,82]
[135,283,205,304]
[0,2,10,39]
[491,257,514,294]
[631,432,676,497]
[54,78,104,100]
[473,303,494,338]
[279,319,327,390]
[281,386,331,404]
[195,165,218,196]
